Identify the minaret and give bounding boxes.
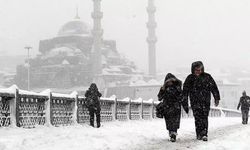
[147,0,157,77]
[92,0,103,75]
[75,5,80,19]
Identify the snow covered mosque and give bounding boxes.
[14,0,160,100]
[15,12,142,91]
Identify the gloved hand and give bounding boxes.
[215,100,220,107]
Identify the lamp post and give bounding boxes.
[24,46,32,90]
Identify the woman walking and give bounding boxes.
[158,73,189,142]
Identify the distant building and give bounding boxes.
[107,78,243,110]
[216,80,241,109]
[15,15,140,91]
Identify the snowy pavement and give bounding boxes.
[0,117,248,150]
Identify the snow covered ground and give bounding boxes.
[0,117,248,150]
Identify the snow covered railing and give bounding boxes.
[0,85,242,128]
[181,106,242,118]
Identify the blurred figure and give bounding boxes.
[237,91,250,125]
[183,61,220,141]
[85,83,102,128]
[158,73,189,142]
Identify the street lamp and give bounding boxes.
[24,46,32,90]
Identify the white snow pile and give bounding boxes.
[0,117,248,150]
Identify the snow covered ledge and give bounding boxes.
[0,85,243,128]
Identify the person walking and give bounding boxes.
[237,91,250,125]
[85,83,102,128]
[158,73,189,142]
[183,61,220,141]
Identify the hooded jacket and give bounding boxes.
[85,83,102,110]
[158,73,182,101]
[237,95,250,111]
[158,73,187,113]
[183,61,220,111]
[157,73,186,130]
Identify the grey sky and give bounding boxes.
[0,0,250,72]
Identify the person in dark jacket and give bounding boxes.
[85,83,102,128]
[183,61,220,141]
[237,91,250,124]
[158,73,189,142]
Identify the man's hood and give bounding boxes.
[191,61,204,74]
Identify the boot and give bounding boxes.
[197,135,202,140]
[97,123,101,128]
[202,136,208,141]
[90,122,94,127]
[96,110,101,128]
[90,119,94,127]
[169,132,177,142]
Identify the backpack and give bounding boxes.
[86,97,95,108]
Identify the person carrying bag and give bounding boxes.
[157,73,189,142]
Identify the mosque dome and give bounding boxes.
[57,17,91,36]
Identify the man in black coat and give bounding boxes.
[183,61,220,141]
[85,83,102,128]
[237,91,250,124]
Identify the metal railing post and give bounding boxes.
[112,98,117,121]
[45,91,52,126]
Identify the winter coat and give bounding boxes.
[183,61,220,113]
[157,73,183,130]
[237,96,250,111]
[85,83,102,111]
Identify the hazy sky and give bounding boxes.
[1,0,250,72]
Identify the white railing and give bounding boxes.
[0,85,242,128]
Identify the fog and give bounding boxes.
[1,0,250,71]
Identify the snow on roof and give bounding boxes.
[102,66,125,75]
[221,79,240,86]
[147,79,160,85]
[159,78,164,84]
[62,59,70,65]
[238,78,250,81]
[102,55,107,65]
[109,66,122,72]
[133,80,147,86]
[102,69,110,75]
[75,48,81,53]
[210,69,230,77]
